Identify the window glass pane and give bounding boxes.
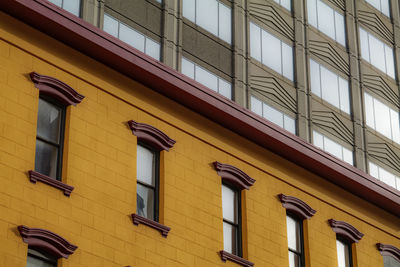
[359,28,370,62]
[136,183,155,220]
[35,140,58,179]
[182,0,195,22]
[181,58,195,79]
[119,24,145,52]
[364,93,375,128]
[342,147,353,165]
[223,222,237,254]
[369,162,379,178]
[310,59,321,97]
[379,167,396,188]
[390,109,400,143]
[307,0,317,27]
[282,42,293,80]
[27,249,57,267]
[218,3,231,44]
[336,239,350,267]
[317,1,335,40]
[37,98,62,144]
[284,115,296,134]
[137,145,155,185]
[339,77,350,114]
[280,0,291,10]
[63,0,80,16]
[103,14,119,37]
[385,45,395,79]
[218,78,232,99]
[251,96,263,116]
[197,0,218,36]
[262,30,282,74]
[374,98,392,139]
[48,0,62,7]
[27,255,56,267]
[195,66,218,92]
[334,12,345,46]
[250,23,261,62]
[383,255,400,267]
[313,131,324,149]
[288,251,300,267]
[222,184,237,223]
[286,216,300,251]
[264,103,284,128]
[324,137,342,160]
[145,38,160,60]
[369,34,386,73]
[381,0,390,17]
[320,66,339,108]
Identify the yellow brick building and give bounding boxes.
[0,1,399,267]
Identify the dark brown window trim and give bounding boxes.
[213,162,255,190]
[131,213,170,237]
[29,170,74,196]
[4,0,400,216]
[18,225,77,259]
[128,120,176,151]
[377,243,400,262]
[220,250,254,267]
[328,219,364,243]
[30,72,85,106]
[278,194,316,220]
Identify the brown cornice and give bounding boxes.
[29,72,84,106]
[377,243,400,262]
[128,120,176,151]
[214,162,255,190]
[278,194,316,220]
[131,213,170,237]
[328,219,364,243]
[29,170,74,196]
[219,251,254,267]
[2,0,400,216]
[18,225,77,259]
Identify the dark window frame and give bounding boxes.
[136,141,160,222]
[222,181,242,257]
[35,95,66,181]
[27,248,58,267]
[286,211,305,267]
[336,235,353,267]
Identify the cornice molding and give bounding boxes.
[128,120,176,151]
[278,194,316,219]
[219,250,254,267]
[377,243,400,262]
[131,213,170,237]
[29,72,84,106]
[213,162,255,190]
[328,219,364,243]
[18,225,77,259]
[29,170,74,196]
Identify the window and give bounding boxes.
[286,214,304,267]
[378,243,400,267]
[136,143,159,221]
[359,28,395,79]
[181,57,232,99]
[384,256,400,267]
[307,0,346,46]
[35,97,66,180]
[313,131,353,165]
[309,59,350,114]
[250,22,294,80]
[48,0,80,16]
[182,0,231,44]
[27,248,57,267]
[251,96,296,134]
[365,0,390,17]
[222,183,241,255]
[369,162,400,190]
[273,0,291,11]
[336,238,352,267]
[364,93,400,143]
[103,13,161,60]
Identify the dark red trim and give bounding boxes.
[131,213,170,237]
[28,170,74,196]
[219,250,254,267]
[128,120,175,151]
[214,162,255,190]
[377,243,400,262]
[30,72,84,106]
[328,219,364,243]
[278,194,316,220]
[2,0,400,216]
[18,225,77,259]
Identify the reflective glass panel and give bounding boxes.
[103,14,119,37]
[35,140,58,179]
[280,0,291,10]
[197,0,218,36]
[284,115,296,134]
[390,109,400,143]
[222,184,237,223]
[223,222,237,254]
[264,103,284,128]
[37,98,62,144]
[310,59,321,97]
[369,34,386,73]
[195,66,218,92]
[250,23,261,62]
[218,78,232,99]
[119,24,145,52]
[63,0,80,16]
[359,28,370,62]
[286,216,300,251]
[48,0,62,7]
[27,249,57,267]
[364,93,375,128]
[136,183,155,220]
[317,0,335,40]
[339,77,350,114]
[334,12,345,46]
[336,239,350,267]
[145,38,160,60]
[342,148,353,165]
[324,137,343,159]
[251,96,263,116]
[381,0,390,17]
[181,58,195,79]
[219,2,231,43]
[383,255,400,267]
[307,0,317,27]
[182,0,195,22]
[282,42,294,80]
[379,167,396,188]
[385,45,395,79]
[369,162,379,178]
[373,97,392,139]
[137,145,155,185]
[262,30,282,75]
[313,131,324,149]
[288,251,300,267]
[320,66,339,108]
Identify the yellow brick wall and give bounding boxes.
[0,11,399,267]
